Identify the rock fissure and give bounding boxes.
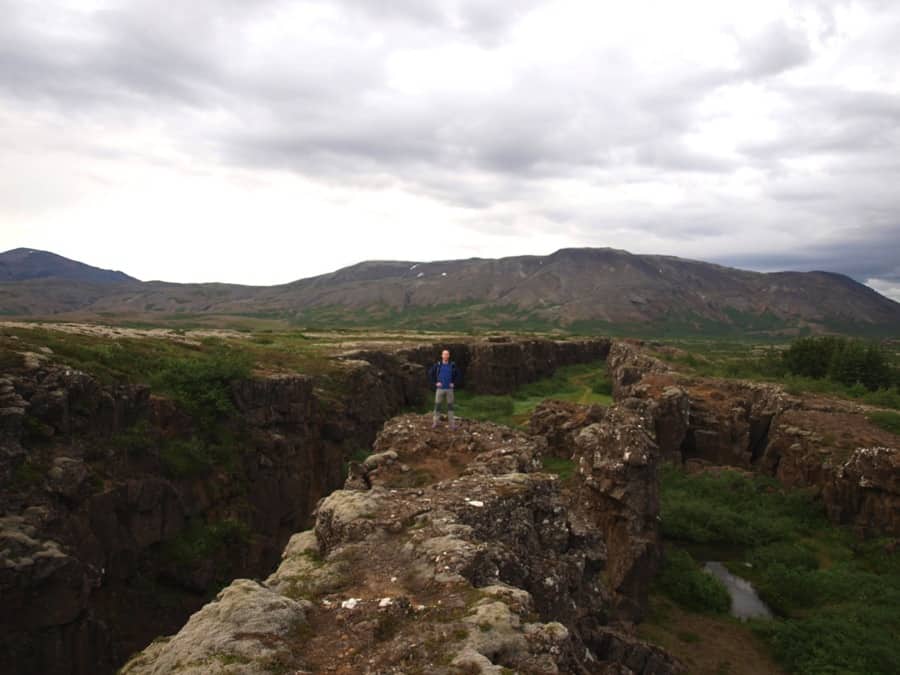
[0,335,610,675]
[123,412,683,675]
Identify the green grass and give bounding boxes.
[541,456,576,481]
[868,410,900,435]
[657,466,900,674]
[431,360,613,427]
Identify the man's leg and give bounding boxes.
[433,389,443,427]
[448,391,456,428]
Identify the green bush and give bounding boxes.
[659,467,821,546]
[657,547,731,613]
[755,563,821,615]
[782,336,895,391]
[152,349,251,431]
[753,607,900,675]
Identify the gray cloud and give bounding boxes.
[716,226,900,284]
[1,0,899,293]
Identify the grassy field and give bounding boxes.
[414,360,613,427]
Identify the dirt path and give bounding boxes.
[639,595,785,675]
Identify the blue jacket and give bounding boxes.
[428,361,459,388]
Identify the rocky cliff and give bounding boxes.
[602,341,900,537]
[121,414,681,674]
[0,334,609,675]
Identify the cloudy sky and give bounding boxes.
[1,0,898,299]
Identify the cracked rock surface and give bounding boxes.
[122,414,681,675]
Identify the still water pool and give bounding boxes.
[703,561,773,619]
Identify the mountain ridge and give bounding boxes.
[1,246,898,335]
[0,248,135,284]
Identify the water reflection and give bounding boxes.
[703,561,773,619]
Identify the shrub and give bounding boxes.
[657,547,730,613]
[152,349,251,431]
[782,336,895,391]
[753,607,900,675]
[755,563,821,615]
[659,466,822,546]
[782,336,845,380]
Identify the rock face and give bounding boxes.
[122,414,681,675]
[572,404,662,621]
[399,337,611,395]
[529,399,606,458]
[824,446,899,535]
[0,358,414,674]
[606,340,900,537]
[0,334,611,675]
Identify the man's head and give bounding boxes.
[441,349,450,363]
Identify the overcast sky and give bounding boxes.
[1,0,898,299]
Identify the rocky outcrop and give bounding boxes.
[824,446,899,536]
[1,334,614,675]
[119,579,311,675]
[606,341,674,400]
[0,356,414,675]
[123,414,682,675]
[605,340,900,537]
[529,399,606,458]
[572,404,662,621]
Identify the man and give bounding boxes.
[428,349,459,429]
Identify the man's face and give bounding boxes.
[442,350,450,362]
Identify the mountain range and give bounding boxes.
[1,247,898,336]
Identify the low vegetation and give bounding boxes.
[655,336,900,413]
[656,547,730,614]
[162,518,251,568]
[656,466,900,675]
[439,360,613,427]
